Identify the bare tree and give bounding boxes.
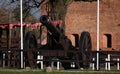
[1,0,44,22]
[9,0,96,28]
[0,9,9,24]
[45,0,73,33]
[9,0,45,22]
[41,0,97,33]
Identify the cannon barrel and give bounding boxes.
[40,15,63,41]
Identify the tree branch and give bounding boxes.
[33,0,45,8]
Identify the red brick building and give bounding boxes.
[41,0,120,51]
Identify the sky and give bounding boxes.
[0,0,41,20]
[30,5,41,20]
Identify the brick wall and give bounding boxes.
[65,0,120,51]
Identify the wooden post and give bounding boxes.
[92,58,95,70]
[108,54,110,70]
[117,58,120,70]
[105,58,108,70]
[3,53,5,67]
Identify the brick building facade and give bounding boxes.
[41,0,120,51]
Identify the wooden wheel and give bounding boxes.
[24,31,37,68]
[78,31,92,69]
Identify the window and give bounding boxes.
[103,34,112,48]
[73,34,79,47]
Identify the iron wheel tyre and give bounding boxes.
[78,31,92,69]
[24,31,37,68]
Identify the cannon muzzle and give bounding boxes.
[40,15,50,25]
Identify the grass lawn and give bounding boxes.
[1,70,120,74]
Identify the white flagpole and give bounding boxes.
[96,0,100,70]
[20,0,24,69]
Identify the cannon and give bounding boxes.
[39,15,73,52]
[24,15,92,69]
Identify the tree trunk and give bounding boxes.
[48,0,73,34]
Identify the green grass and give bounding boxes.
[1,70,120,74]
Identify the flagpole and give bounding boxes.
[20,0,24,69]
[96,0,100,70]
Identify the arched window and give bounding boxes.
[103,34,112,48]
[72,34,79,47]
